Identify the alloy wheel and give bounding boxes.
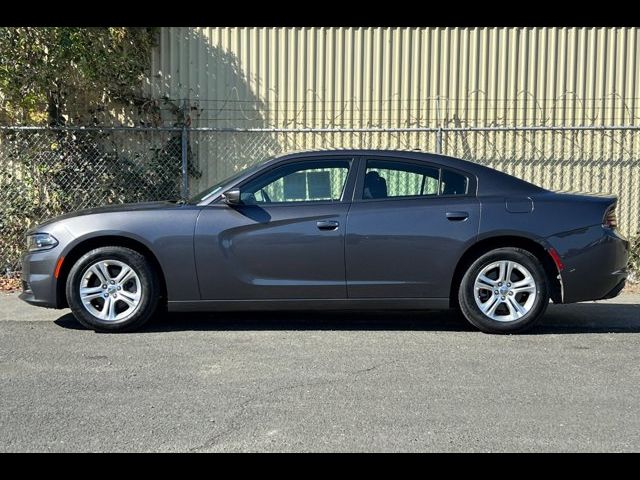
[79,259,142,322]
[473,260,537,322]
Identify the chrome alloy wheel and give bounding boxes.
[473,260,537,322]
[79,259,142,322]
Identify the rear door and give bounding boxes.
[345,157,480,299]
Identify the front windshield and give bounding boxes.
[188,161,267,204]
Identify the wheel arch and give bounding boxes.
[56,235,168,309]
[449,235,562,308]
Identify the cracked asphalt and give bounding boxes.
[1,292,640,452]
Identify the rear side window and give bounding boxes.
[362,159,469,199]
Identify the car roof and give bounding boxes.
[267,149,545,195]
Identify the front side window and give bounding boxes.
[362,159,468,199]
[240,159,351,204]
[189,161,266,204]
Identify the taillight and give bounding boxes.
[603,205,618,229]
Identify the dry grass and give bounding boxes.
[0,276,21,292]
[624,281,640,295]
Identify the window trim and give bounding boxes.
[211,156,358,207]
[354,156,475,203]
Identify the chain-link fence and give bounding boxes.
[0,126,190,275]
[2,125,639,277]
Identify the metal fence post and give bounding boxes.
[181,124,189,200]
[436,128,443,154]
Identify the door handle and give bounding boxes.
[446,211,469,221]
[316,220,340,230]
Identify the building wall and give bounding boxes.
[147,27,640,129]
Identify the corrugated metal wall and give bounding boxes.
[148,27,640,129]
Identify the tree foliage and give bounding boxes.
[0,27,158,125]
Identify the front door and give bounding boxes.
[195,157,356,300]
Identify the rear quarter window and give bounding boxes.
[440,169,469,196]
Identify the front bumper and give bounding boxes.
[548,225,629,304]
[19,249,62,309]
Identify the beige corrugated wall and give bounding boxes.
[147,27,640,129]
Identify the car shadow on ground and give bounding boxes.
[53,301,640,334]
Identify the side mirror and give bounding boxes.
[222,188,242,205]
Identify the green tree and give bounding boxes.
[0,27,158,125]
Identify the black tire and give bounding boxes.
[66,246,160,332]
[457,247,549,334]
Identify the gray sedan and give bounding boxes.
[20,150,630,333]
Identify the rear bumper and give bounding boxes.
[599,277,627,300]
[547,226,629,303]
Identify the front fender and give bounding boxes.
[55,210,201,302]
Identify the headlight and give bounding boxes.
[26,233,58,252]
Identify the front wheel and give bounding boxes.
[66,246,160,332]
[458,247,549,334]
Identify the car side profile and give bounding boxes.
[20,150,630,333]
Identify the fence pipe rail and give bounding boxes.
[3,125,640,133]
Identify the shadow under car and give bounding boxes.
[53,301,640,335]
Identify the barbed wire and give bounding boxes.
[2,92,640,129]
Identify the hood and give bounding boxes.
[31,201,186,231]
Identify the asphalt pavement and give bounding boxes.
[1,292,639,452]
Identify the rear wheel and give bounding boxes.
[66,246,159,332]
[458,247,549,333]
